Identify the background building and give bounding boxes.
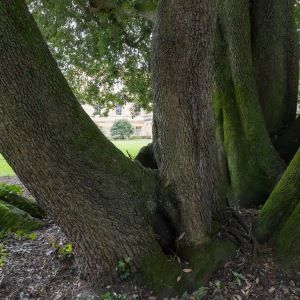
[82,104,153,138]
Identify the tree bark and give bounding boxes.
[0,0,166,285]
[0,0,237,292]
[274,116,300,163]
[254,148,300,269]
[251,0,298,132]
[214,0,286,207]
[254,147,300,242]
[152,0,226,244]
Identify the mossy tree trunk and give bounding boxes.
[254,148,300,269]
[213,0,289,207]
[152,0,226,245]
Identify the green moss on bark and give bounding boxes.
[138,239,236,296]
[138,245,183,295]
[213,11,285,208]
[274,201,300,270]
[178,239,236,290]
[254,148,300,242]
[0,193,45,219]
[0,201,44,232]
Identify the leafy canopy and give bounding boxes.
[27,0,300,110]
[26,0,156,113]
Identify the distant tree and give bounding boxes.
[110,119,134,139]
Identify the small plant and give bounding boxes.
[0,183,23,196]
[101,292,111,299]
[15,230,25,240]
[49,237,73,260]
[193,287,205,300]
[116,257,131,280]
[0,243,7,267]
[101,291,128,300]
[215,280,222,289]
[58,243,73,259]
[27,233,38,241]
[232,271,246,286]
[180,291,189,300]
[49,236,58,248]
[15,231,38,241]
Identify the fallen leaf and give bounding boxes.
[268,287,276,294]
[177,276,181,282]
[182,268,192,273]
[177,232,185,241]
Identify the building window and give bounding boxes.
[116,105,122,116]
[134,104,141,116]
[135,126,142,135]
[94,104,101,115]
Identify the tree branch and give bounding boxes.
[88,0,157,22]
[73,0,153,49]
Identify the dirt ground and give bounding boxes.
[0,176,299,300]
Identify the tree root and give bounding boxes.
[226,207,261,259]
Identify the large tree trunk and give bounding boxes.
[214,0,287,207]
[0,0,168,286]
[152,0,226,245]
[251,0,298,132]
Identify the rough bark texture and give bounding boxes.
[254,148,300,269]
[251,0,298,132]
[0,193,45,219]
[214,0,286,207]
[152,0,225,245]
[274,200,300,269]
[0,0,166,286]
[254,148,300,243]
[0,201,44,232]
[274,116,300,163]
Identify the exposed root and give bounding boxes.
[225,207,261,259]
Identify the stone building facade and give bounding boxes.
[82,104,153,138]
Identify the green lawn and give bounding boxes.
[0,139,151,177]
[112,139,151,157]
[0,154,14,176]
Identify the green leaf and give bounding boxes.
[101,291,111,299]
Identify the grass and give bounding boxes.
[112,139,151,157]
[0,154,14,177]
[0,139,151,177]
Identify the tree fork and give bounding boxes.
[0,0,237,293]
